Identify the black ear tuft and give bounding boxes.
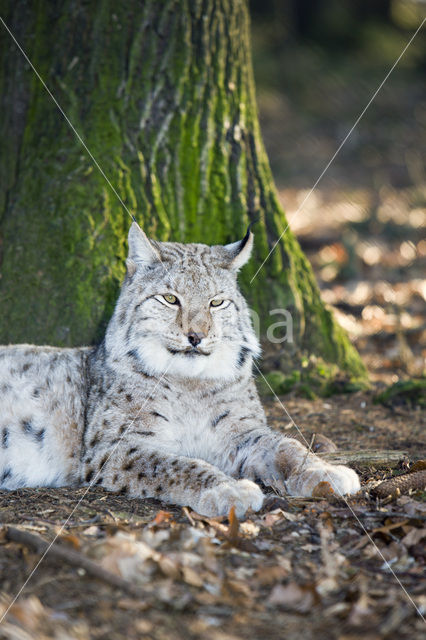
[239,220,258,252]
[223,221,256,271]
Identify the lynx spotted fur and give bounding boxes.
[0,223,360,516]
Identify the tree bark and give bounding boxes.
[0,0,366,380]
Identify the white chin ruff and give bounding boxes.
[137,341,245,381]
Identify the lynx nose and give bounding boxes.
[187,331,204,347]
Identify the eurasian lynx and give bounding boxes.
[0,223,360,516]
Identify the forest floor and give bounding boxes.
[0,392,424,640]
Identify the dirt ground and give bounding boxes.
[0,388,424,640]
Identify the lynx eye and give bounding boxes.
[163,294,178,305]
[210,299,224,307]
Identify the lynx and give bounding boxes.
[0,223,360,516]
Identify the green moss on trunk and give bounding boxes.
[0,0,366,382]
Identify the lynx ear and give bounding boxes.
[127,221,161,275]
[223,225,254,271]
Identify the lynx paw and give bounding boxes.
[320,464,360,496]
[197,479,264,518]
[287,463,360,497]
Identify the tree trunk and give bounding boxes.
[0,0,366,381]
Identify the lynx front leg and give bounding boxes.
[228,430,360,497]
[86,449,263,517]
[274,437,360,497]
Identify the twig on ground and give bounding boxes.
[3,525,148,600]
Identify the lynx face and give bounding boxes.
[105,223,260,380]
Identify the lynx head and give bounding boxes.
[106,222,260,381]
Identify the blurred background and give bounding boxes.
[250,0,426,384]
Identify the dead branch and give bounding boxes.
[3,525,148,599]
[319,449,408,469]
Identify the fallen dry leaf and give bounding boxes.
[150,510,174,527]
[0,595,90,639]
[228,505,239,542]
[60,533,81,549]
[239,520,260,537]
[401,527,426,547]
[181,565,204,587]
[409,459,426,473]
[157,554,181,580]
[3,595,45,628]
[261,511,284,527]
[91,532,159,581]
[347,591,373,626]
[268,582,318,612]
[255,564,289,586]
[116,598,151,611]
[397,496,426,516]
